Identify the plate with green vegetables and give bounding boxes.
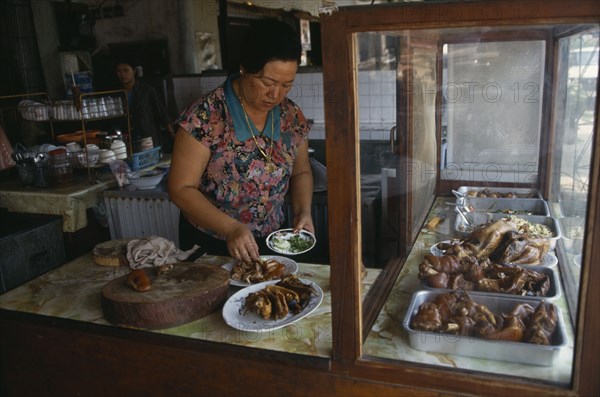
[266,228,316,255]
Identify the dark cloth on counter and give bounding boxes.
[129,80,172,148]
[178,213,268,255]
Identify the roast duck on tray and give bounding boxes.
[410,290,558,345]
[420,219,554,297]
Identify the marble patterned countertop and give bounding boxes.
[0,253,379,358]
[0,197,574,385]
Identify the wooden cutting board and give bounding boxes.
[101,262,230,330]
[92,239,133,267]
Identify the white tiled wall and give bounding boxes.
[171,70,396,141]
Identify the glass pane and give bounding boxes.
[356,32,438,267]
[551,28,598,320]
[356,32,398,268]
[442,40,545,183]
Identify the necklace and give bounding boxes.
[239,95,275,162]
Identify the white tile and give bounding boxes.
[295,73,307,84]
[302,107,314,119]
[287,85,302,103]
[382,70,395,82]
[314,107,324,122]
[371,130,386,140]
[369,107,382,122]
[359,83,369,96]
[369,82,382,95]
[381,82,395,95]
[369,95,381,108]
[381,107,394,122]
[369,70,382,83]
[358,71,370,83]
[359,108,370,123]
[381,94,395,108]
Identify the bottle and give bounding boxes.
[47,148,73,186]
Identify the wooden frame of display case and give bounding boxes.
[320,1,599,396]
[0,1,598,396]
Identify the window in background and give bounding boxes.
[442,40,546,183]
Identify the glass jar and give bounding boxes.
[47,148,73,186]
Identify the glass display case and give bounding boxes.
[1,1,598,396]
[321,1,598,395]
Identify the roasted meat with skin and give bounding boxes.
[495,231,550,266]
[418,253,551,297]
[231,258,287,284]
[412,291,495,336]
[411,292,558,345]
[524,300,558,345]
[418,254,465,277]
[462,220,518,259]
[411,302,442,332]
[243,276,316,320]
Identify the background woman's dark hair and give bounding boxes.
[113,56,138,71]
[239,19,302,74]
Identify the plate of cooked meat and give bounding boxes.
[222,255,298,287]
[222,275,323,332]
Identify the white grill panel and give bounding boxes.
[104,197,180,243]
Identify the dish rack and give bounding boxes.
[130,146,161,171]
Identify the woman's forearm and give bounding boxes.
[289,141,314,224]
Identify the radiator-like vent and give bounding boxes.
[104,197,180,243]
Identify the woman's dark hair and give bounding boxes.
[113,56,138,70]
[239,19,302,74]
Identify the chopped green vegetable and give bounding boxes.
[270,232,314,253]
[288,235,314,252]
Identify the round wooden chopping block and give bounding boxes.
[102,262,230,330]
[93,238,133,267]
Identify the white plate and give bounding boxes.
[429,240,462,256]
[266,228,316,255]
[222,278,324,332]
[221,255,299,287]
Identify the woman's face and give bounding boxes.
[116,63,136,86]
[243,60,297,112]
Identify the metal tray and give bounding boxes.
[455,213,561,250]
[457,186,542,199]
[464,197,550,216]
[403,290,567,366]
[420,265,561,301]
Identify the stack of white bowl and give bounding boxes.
[99,149,116,164]
[140,137,153,151]
[110,140,128,160]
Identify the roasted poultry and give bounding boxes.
[418,254,551,297]
[494,231,550,266]
[230,258,286,284]
[243,275,317,320]
[444,219,550,266]
[459,219,518,259]
[411,291,558,345]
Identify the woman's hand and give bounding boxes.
[225,222,260,263]
[293,211,315,235]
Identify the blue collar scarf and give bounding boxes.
[224,74,281,142]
